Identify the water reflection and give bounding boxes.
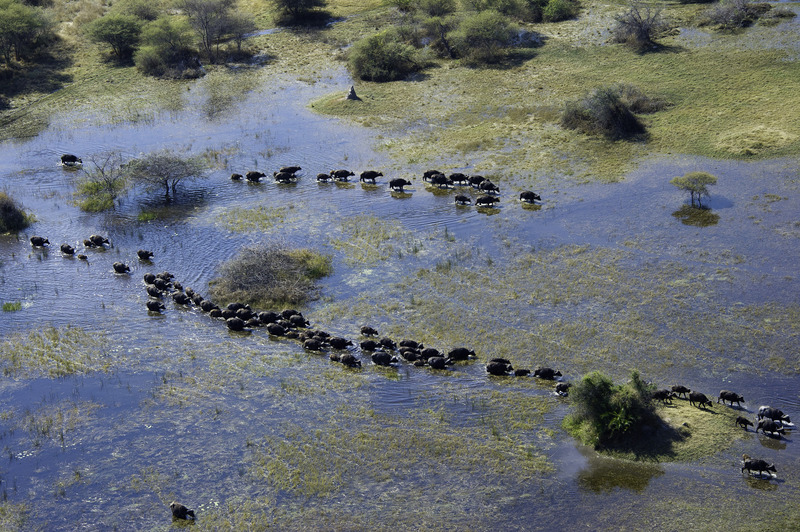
[574,446,665,493]
[672,205,720,227]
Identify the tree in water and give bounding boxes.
[125,151,206,201]
[670,171,718,208]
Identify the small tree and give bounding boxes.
[670,171,717,208]
[452,10,516,64]
[0,0,51,65]
[612,1,666,50]
[180,0,236,63]
[75,153,128,211]
[348,30,419,82]
[125,151,206,201]
[85,13,143,60]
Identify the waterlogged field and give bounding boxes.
[1,1,800,530]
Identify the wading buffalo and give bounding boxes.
[454,194,471,205]
[360,170,383,183]
[360,326,379,336]
[533,367,562,380]
[61,154,82,166]
[60,244,75,255]
[735,416,754,430]
[758,406,791,424]
[757,419,786,436]
[389,178,412,192]
[475,195,499,208]
[245,171,265,182]
[741,457,777,477]
[30,236,49,247]
[112,262,130,274]
[330,169,355,181]
[170,502,195,520]
[520,191,542,203]
[137,249,154,261]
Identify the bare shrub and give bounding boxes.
[612,1,667,49]
[700,0,772,29]
[610,83,670,114]
[209,243,332,308]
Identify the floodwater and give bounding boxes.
[1,63,799,530]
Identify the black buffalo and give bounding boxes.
[736,416,754,430]
[758,406,791,424]
[475,195,499,207]
[689,391,713,408]
[741,457,776,477]
[718,390,745,407]
[534,367,562,380]
[671,385,691,398]
[30,236,49,247]
[61,154,82,166]
[757,419,786,436]
[520,191,541,203]
[360,170,383,183]
[170,502,195,520]
[389,178,412,192]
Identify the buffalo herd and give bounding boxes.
[230,166,543,211]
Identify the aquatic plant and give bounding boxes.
[0,326,113,377]
[208,242,332,308]
[2,301,22,311]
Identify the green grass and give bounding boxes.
[216,205,288,232]
[0,326,115,377]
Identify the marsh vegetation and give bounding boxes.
[0,0,799,529]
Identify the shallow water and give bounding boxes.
[1,60,799,529]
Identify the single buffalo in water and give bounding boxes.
[89,234,110,247]
[486,358,513,376]
[556,382,572,396]
[718,390,745,406]
[30,236,49,247]
[389,178,412,192]
[534,367,562,380]
[360,170,382,183]
[60,243,75,255]
[137,249,154,261]
[267,323,286,336]
[170,501,195,520]
[447,347,475,361]
[61,154,82,166]
[330,169,355,181]
[360,325,379,336]
[514,368,531,377]
[303,338,325,351]
[371,351,395,366]
[757,419,786,436]
[741,457,776,477]
[226,317,245,331]
[280,166,301,174]
[146,299,165,313]
[328,337,353,350]
[230,173,243,180]
[246,171,265,182]
[454,194,471,205]
[112,262,130,274]
[520,191,541,203]
[758,406,791,424]
[736,416,754,430]
[428,356,448,370]
[689,391,713,408]
[475,195,499,208]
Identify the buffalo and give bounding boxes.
[137,249,154,261]
[371,351,395,366]
[317,173,332,182]
[514,368,531,377]
[556,382,572,396]
[280,166,301,174]
[718,390,745,407]
[246,171,265,182]
[389,178,412,192]
[671,385,691,398]
[449,172,469,185]
[534,367,562,380]
[735,416,754,430]
[330,169,355,181]
[112,262,130,274]
[360,340,379,351]
[230,173,243,180]
[758,406,791,424]
[303,338,325,351]
[360,326,379,336]
[89,234,110,247]
[757,419,786,436]
[486,359,513,376]
[170,501,195,520]
[328,337,353,350]
[689,391,713,408]
[454,194,471,205]
[60,244,75,255]
[146,299,165,313]
[273,171,295,183]
[520,191,541,203]
[338,352,361,368]
[741,457,777,477]
[61,154,82,166]
[423,169,442,180]
[479,180,500,194]
[429,173,454,188]
[652,389,675,404]
[360,170,383,183]
[399,339,424,350]
[267,323,286,336]
[475,195,500,208]
[428,356,448,370]
[447,347,475,361]
[468,175,486,188]
[226,317,246,331]
[30,236,49,247]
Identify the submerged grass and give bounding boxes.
[216,205,288,232]
[330,214,423,265]
[0,326,114,377]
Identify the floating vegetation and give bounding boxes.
[0,326,114,377]
[2,301,22,312]
[0,502,30,531]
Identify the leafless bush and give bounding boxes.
[209,243,332,308]
[700,0,772,29]
[610,83,670,114]
[612,1,668,49]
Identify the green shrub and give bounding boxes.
[271,0,330,25]
[452,10,516,64]
[208,243,332,308]
[348,30,419,82]
[2,301,22,312]
[111,0,161,21]
[134,16,200,78]
[561,86,647,140]
[418,0,456,17]
[670,171,718,207]
[84,13,143,60]
[0,192,31,233]
[542,0,579,22]
[564,371,657,447]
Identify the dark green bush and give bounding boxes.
[271,0,330,25]
[209,243,332,308]
[0,192,31,233]
[84,13,143,60]
[452,10,516,64]
[418,0,456,17]
[134,16,201,78]
[561,86,647,140]
[348,30,419,82]
[542,0,579,22]
[564,371,657,447]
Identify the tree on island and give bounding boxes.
[670,171,718,208]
